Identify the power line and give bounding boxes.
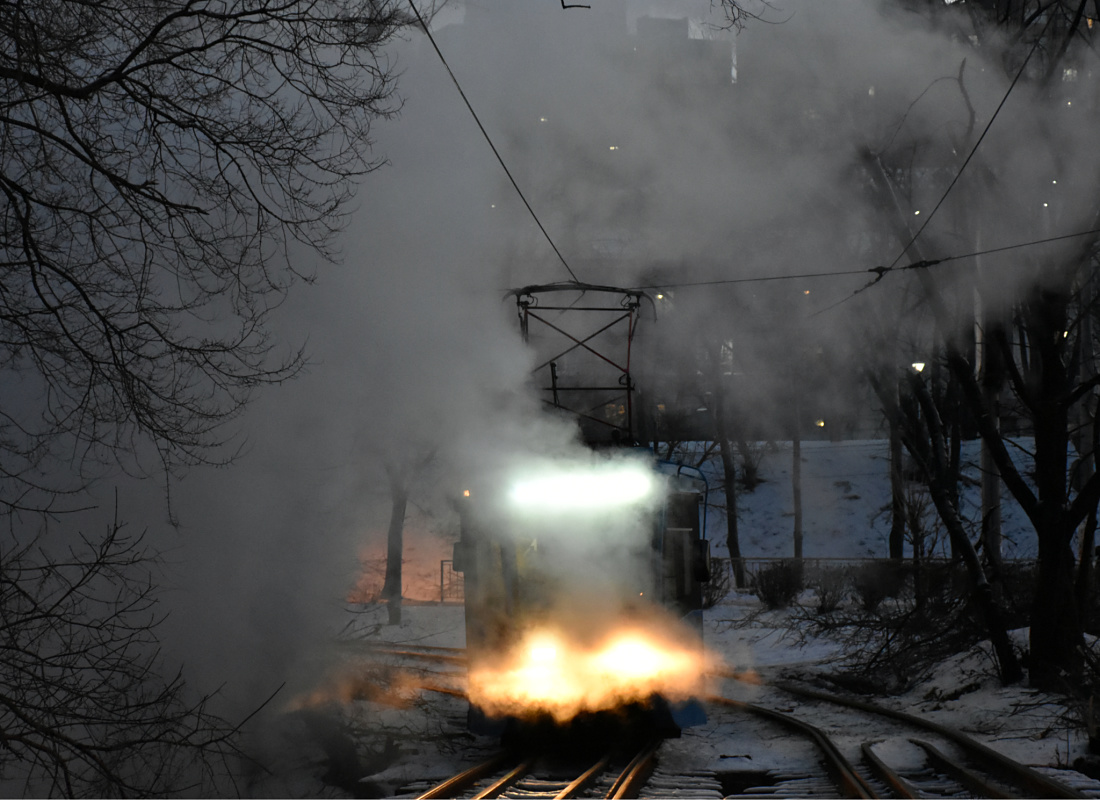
[637,268,869,290]
[408,2,580,283]
[810,225,1100,319]
[638,226,1100,292]
[885,11,1057,271]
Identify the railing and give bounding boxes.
[439,559,465,604]
[714,555,1036,574]
[436,555,1037,605]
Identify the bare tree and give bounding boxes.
[708,352,747,588]
[0,0,409,512]
[858,0,1100,685]
[0,512,249,796]
[713,0,779,30]
[0,0,410,791]
[380,448,436,625]
[872,366,1024,684]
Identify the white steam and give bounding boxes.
[78,0,1098,744]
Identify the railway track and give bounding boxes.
[399,739,724,799]
[402,695,1081,799]
[403,683,1081,798]
[343,641,1100,798]
[710,677,1099,798]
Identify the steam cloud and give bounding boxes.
[81,0,1096,739]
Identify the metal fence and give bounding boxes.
[713,556,1036,575]
[439,559,465,604]
[436,555,1038,605]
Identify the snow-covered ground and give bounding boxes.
[702,438,1037,561]
[266,598,1093,798]
[256,437,1095,798]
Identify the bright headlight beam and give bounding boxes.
[509,468,654,510]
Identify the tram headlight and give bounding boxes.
[508,465,655,511]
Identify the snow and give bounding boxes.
[704,438,1037,561]
[259,438,1097,798]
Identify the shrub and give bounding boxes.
[852,561,901,612]
[703,559,734,609]
[736,440,769,491]
[753,560,804,609]
[993,560,1037,628]
[813,568,848,613]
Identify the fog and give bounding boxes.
[69,0,1097,749]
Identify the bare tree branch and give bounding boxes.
[0,0,410,514]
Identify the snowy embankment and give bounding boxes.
[711,438,1037,560]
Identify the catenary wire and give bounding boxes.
[635,226,1100,292]
[408,2,580,283]
[884,10,1058,271]
[805,11,1062,320]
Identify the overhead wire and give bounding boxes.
[636,226,1100,292]
[805,9,1061,320]
[883,9,1058,272]
[407,2,1064,309]
[408,2,580,283]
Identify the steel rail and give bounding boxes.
[604,739,662,799]
[554,753,612,799]
[709,696,876,799]
[772,680,1085,799]
[338,641,467,655]
[910,738,1013,799]
[416,753,515,800]
[357,647,467,666]
[470,757,535,800]
[413,682,467,699]
[335,642,468,662]
[859,741,919,799]
[415,750,620,800]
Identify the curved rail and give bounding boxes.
[859,741,919,799]
[909,737,1013,799]
[771,680,1084,799]
[708,695,876,799]
[605,739,662,800]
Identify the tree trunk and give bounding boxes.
[713,391,745,589]
[889,380,906,561]
[910,373,1023,684]
[1025,287,1085,685]
[948,338,1090,686]
[980,433,1003,577]
[1077,512,1097,619]
[382,475,408,626]
[792,407,803,562]
[1032,526,1084,686]
[977,285,1004,578]
[928,471,1022,684]
[1075,272,1098,617]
